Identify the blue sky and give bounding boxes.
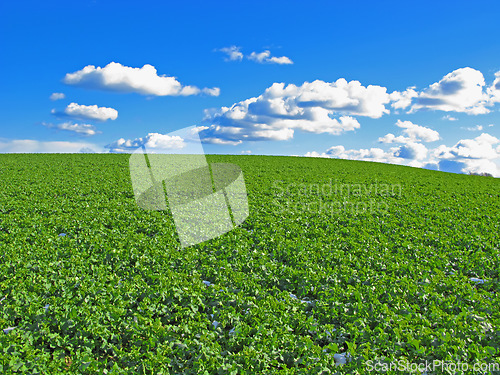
[1,0,500,176]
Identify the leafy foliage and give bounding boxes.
[0,154,499,374]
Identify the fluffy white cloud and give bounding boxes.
[377,133,411,143]
[268,56,294,65]
[218,46,244,61]
[0,139,99,153]
[59,102,118,121]
[202,87,221,96]
[50,92,65,101]
[43,121,99,136]
[487,71,500,104]
[328,143,429,162]
[389,87,418,109]
[105,133,186,153]
[321,145,410,165]
[433,133,500,160]
[399,120,439,142]
[199,79,391,143]
[248,50,293,65]
[389,68,500,115]
[459,159,499,176]
[409,67,491,114]
[431,133,500,176]
[248,51,271,63]
[63,62,219,97]
[304,151,331,158]
[394,142,428,160]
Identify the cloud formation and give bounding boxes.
[378,120,440,143]
[199,79,392,143]
[389,87,418,110]
[218,46,244,61]
[306,146,410,166]
[461,125,483,131]
[306,132,500,177]
[219,46,293,65]
[42,121,99,136]
[391,68,495,115]
[487,71,500,104]
[0,139,98,153]
[50,92,65,101]
[394,142,428,160]
[198,68,500,145]
[433,133,499,160]
[56,102,118,121]
[432,133,500,176]
[63,62,219,97]
[248,50,293,65]
[105,133,186,153]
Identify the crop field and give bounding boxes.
[0,154,499,374]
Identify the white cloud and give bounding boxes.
[248,51,271,63]
[322,145,410,165]
[307,132,500,177]
[461,125,483,131]
[59,102,118,121]
[397,120,440,142]
[389,68,500,115]
[389,87,418,109]
[200,137,243,146]
[219,47,293,65]
[433,133,500,160]
[431,133,500,176]
[202,87,221,96]
[241,150,252,154]
[248,50,293,65]
[304,151,331,158]
[43,121,99,136]
[63,62,219,97]
[460,159,499,176]
[218,46,244,61]
[0,139,99,153]
[394,142,428,160]
[268,56,293,65]
[378,120,439,143]
[377,133,412,143]
[487,71,500,104]
[105,133,186,153]
[409,67,491,114]
[199,79,390,144]
[50,92,65,101]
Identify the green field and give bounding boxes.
[0,154,499,374]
